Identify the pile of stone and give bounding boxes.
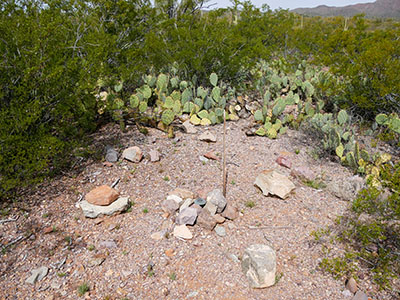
[79,185,129,218]
[161,188,239,240]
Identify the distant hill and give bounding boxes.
[291,0,400,19]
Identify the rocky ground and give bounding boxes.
[0,118,395,299]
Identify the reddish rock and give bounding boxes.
[85,185,120,206]
[276,156,292,169]
[213,214,226,224]
[103,162,114,167]
[221,204,239,220]
[122,146,143,163]
[204,151,219,161]
[197,209,217,231]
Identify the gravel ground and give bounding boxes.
[0,119,394,299]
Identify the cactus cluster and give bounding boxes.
[376,113,400,134]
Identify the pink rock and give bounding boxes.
[85,185,119,206]
[276,156,292,169]
[122,146,143,163]
[204,151,219,161]
[291,166,316,182]
[221,204,239,220]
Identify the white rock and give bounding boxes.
[198,131,217,142]
[206,189,227,213]
[122,146,143,162]
[167,194,183,205]
[80,197,129,218]
[26,266,49,284]
[254,170,295,199]
[183,120,197,134]
[179,198,194,212]
[173,225,193,239]
[149,149,161,162]
[241,244,276,288]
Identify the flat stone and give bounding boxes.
[213,214,226,224]
[99,240,117,248]
[352,291,368,300]
[196,209,217,231]
[204,151,219,160]
[26,266,49,284]
[214,225,226,237]
[176,207,198,225]
[254,170,295,199]
[166,194,183,205]
[85,185,120,206]
[290,165,316,182]
[87,254,106,267]
[173,225,193,239]
[105,146,119,163]
[168,188,194,200]
[80,197,129,218]
[276,156,292,169]
[346,277,358,294]
[179,198,194,212]
[191,204,203,214]
[221,204,239,220]
[206,189,227,213]
[242,244,276,288]
[149,149,161,162]
[183,120,197,134]
[161,198,180,213]
[199,131,217,143]
[204,201,217,215]
[122,146,143,163]
[150,231,165,241]
[199,156,209,163]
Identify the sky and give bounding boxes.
[212,0,376,10]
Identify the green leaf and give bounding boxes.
[164,96,174,109]
[254,110,264,122]
[210,73,218,87]
[198,110,209,120]
[337,110,348,125]
[114,82,123,93]
[190,114,201,125]
[336,143,344,158]
[139,101,147,113]
[129,95,139,108]
[161,109,175,126]
[255,127,266,136]
[375,113,389,125]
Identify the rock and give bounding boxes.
[213,214,226,224]
[204,151,219,160]
[194,197,206,207]
[99,240,117,248]
[183,120,197,134]
[149,149,161,162]
[168,188,194,200]
[166,194,184,205]
[199,156,209,163]
[254,170,295,199]
[199,131,217,143]
[241,244,276,288]
[204,201,217,215]
[191,204,203,214]
[290,165,316,182]
[87,254,106,267]
[161,198,180,213]
[105,146,118,163]
[196,209,217,231]
[327,175,365,201]
[179,198,194,212]
[206,189,227,213]
[150,231,165,241]
[85,185,120,206]
[26,266,49,284]
[342,290,353,297]
[173,225,193,239]
[214,225,226,237]
[276,156,292,169]
[187,291,199,298]
[352,291,368,300]
[345,277,358,294]
[221,204,239,220]
[176,207,198,225]
[80,197,129,218]
[122,146,143,162]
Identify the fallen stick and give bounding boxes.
[0,216,18,224]
[222,110,227,197]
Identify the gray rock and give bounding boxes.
[290,165,316,181]
[346,277,358,294]
[241,244,276,288]
[122,146,143,162]
[179,198,194,212]
[197,209,217,231]
[206,189,227,213]
[254,170,295,199]
[183,120,197,134]
[80,197,129,218]
[149,149,161,162]
[352,291,368,300]
[99,240,117,248]
[187,291,199,298]
[87,255,106,267]
[204,201,217,215]
[327,175,365,201]
[199,155,209,163]
[176,207,198,225]
[161,198,180,213]
[194,197,206,207]
[105,146,118,162]
[26,266,49,284]
[191,203,203,214]
[199,131,217,142]
[214,225,226,237]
